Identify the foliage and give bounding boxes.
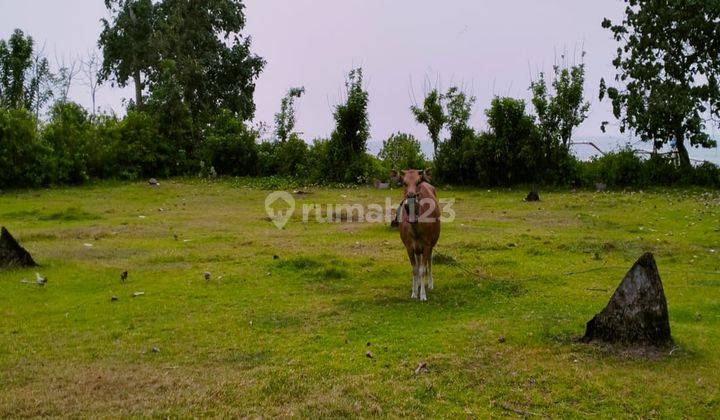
[42,102,93,184]
[0,107,49,188]
[154,0,265,126]
[276,134,310,177]
[378,132,427,171]
[324,68,370,182]
[530,54,590,150]
[0,29,53,115]
[411,89,446,155]
[99,0,158,109]
[600,0,720,169]
[444,87,475,139]
[274,87,305,142]
[201,109,258,177]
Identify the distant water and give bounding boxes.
[367,135,720,165]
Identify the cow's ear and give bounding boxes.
[423,168,433,182]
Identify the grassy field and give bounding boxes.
[1,179,719,417]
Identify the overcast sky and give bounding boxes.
[1,0,718,161]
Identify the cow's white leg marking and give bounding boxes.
[411,254,419,299]
[428,260,434,291]
[419,263,427,301]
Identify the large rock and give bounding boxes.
[582,252,672,346]
[0,227,37,268]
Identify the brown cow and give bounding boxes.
[398,169,441,301]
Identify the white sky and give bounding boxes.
[1,0,718,162]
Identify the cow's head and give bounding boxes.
[400,169,431,198]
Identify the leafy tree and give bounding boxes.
[99,0,158,109]
[274,87,305,142]
[154,0,265,126]
[378,132,427,171]
[0,29,52,114]
[600,0,720,169]
[411,89,446,155]
[530,55,590,150]
[444,87,475,140]
[324,68,370,181]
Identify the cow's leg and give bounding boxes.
[418,249,428,301]
[408,248,418,299]
[427,248,434,291]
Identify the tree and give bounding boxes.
[323,68,371,182]
[0,29,54,118]
[81,51,102,116]
[274,87,305,142]
[444,87,475,136]
[54,54,80,104]
[154,0,265,126]
[99,0,158,109]
[411,89,446,156]
[530,53,590,151]
[0,29,35,109]
[600,0,720,169]
[379,132,427,171]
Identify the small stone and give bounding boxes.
[151,346,160,353]
[111,296,119,302]
[132,292,145,297]
[365,351,373,359]
[148,178,159,186]
[204,272,211,281]
[273,255,279,260]
[498,336,506,343]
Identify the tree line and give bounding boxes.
[1,0,719,190]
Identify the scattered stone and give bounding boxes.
[595,183,607,192]
[132,292,145,298]
[582,252,672,347]
[148,178,159,187]
[83,243,94,248]
[415,362,428,374]
[293,190,309,195]
[0,227,37,268]
[111,296,119,302]
[498,336,506,344]
[120,271,128,282]
[524,191,540,202]
[151,346,160,353]
[204,272,211,281]
[365,351,373,359]
[273,255,279,260]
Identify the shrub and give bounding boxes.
[691,162,720,187]
[43,102,93,184]
[582,148,643,187]
[276,134,310,177]
[0,107,50,188]
[378,132,427,171]
[200,110,258,177]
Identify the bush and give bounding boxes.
[0,108,50,188]
[691,162,720,187]
[43,102,93,184]
[582,148,643,187]
[378,132,427,171]
[200,110,258,177]
[276,134,310,177]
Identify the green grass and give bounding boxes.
[1,179,719,417]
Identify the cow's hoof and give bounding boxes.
[420,295,427,302]
[411,293,417,299]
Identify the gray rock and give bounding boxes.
[582,253,672,346]
[0,227,37,268]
